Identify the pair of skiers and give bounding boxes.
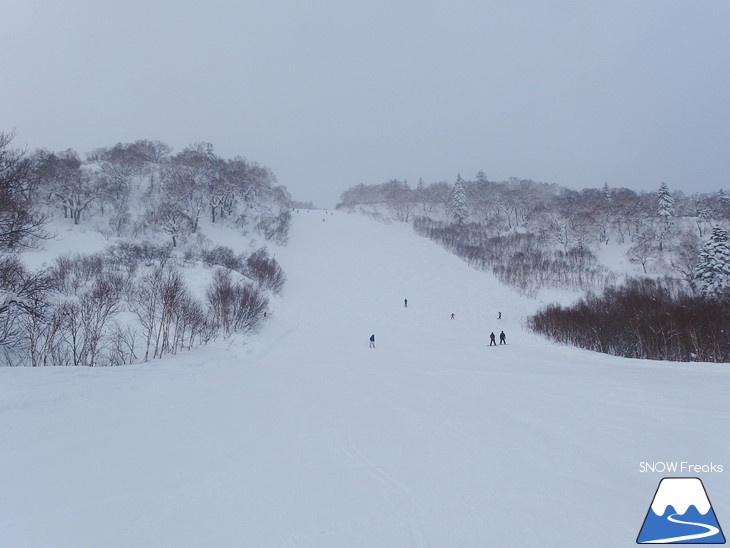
[489,331,506,346]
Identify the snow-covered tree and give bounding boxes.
[416,177,425,195]
[0,132,49,247]
[628,226,659,273]
[671,228,702,289]
[656,182,675,250]
[51,169,100,225]
[714,189,730,221]
[657,182,674,223]
[384,179,415,222]
[718,188,730,206]
[695,225,730,297]
[450,174,468,224]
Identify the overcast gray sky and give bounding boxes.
[2,1,729,207]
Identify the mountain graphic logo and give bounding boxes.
[637,477,725,544]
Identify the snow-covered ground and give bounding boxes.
[1,211,728,547]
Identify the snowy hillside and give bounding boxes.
[1,211,728,547]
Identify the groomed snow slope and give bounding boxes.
[1,211,728,547]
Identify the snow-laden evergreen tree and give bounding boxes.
[715,189,730,220]
[656,182,674,250]
[718,188,730,206]
[450,174,468,224]
[657,182,674,223]
[695,225,730,297]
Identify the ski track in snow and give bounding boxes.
[1,211,729,547]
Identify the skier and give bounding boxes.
[489,332,496,346]
[498,311,502,320]
[404,298,408,308]
[499,330,506,345]
[450,313,455,319]
[369,334,376,348]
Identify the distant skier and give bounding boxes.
[450,313,455,320]
[489,332,496,346]
[499,330,506,345]
[404,298,408,308]
[498,311,502,320]
[369,334,376,348]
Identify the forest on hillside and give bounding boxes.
[337,174,730,362]
[0,131,289,366]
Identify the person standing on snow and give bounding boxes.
[489,332,496,346]
[369,334,376,348]
[404,298,408,308]
[499,331,506,345]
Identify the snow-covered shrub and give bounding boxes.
[131,265,212,362]
[255,208,291,244]
[105,324,138,366]
[206,269,268,335]
[51,252,106,295]
[245,248,286,294]
[108,206,131,237]
[108,241,173,268]
[528,276,730,362]
[413,217,615,296]
[0,256,55,364]
[201,246,245,271]
[55,274,123,366]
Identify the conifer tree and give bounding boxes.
[450,174,468,224]
[715,189,730,221]
[657,182,674,250]
[718,188,730,206]
[657,182,674,223]
[695,225,730,297]
[602,182,610,202]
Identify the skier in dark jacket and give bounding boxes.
[489,332,496,346]
[369,334,376,348]
[404,298,408,308]
[499,331,506,345]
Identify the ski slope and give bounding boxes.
[1,211,729,547]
